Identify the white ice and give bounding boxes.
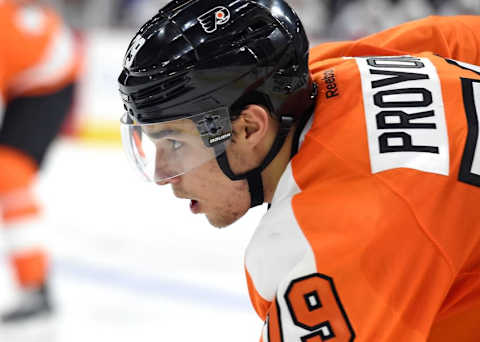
[0,139,266,342]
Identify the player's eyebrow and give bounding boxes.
[143,128,182,140]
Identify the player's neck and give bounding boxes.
[261,125,296,203]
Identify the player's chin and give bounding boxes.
[205,210,244,229]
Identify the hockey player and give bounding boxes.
[117,1,480,340]
[0,0,80,322]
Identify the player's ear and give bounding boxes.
[231,105,270,150]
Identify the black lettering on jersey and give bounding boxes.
[379,132,439,154]
[370,69,429,89]
[367,56,439,154]
[374,88,433,108]
[367,56,425,69]
[446,59,480,77]
[376,110,436,129]
[322,69,339,99]
[459,77,480,187]
[443,59,480,186]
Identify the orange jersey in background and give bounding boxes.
[0,0,80,102]
[245,16,480,342]
[0,0,80,291]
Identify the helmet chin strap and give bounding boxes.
[215,115,294,208]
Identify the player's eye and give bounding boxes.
[169,139,183,151]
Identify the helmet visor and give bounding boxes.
[120,108,232,182]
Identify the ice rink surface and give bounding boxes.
[0,139,266,342]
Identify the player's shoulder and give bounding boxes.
[282,148,408,232]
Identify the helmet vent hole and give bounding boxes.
[136,74,189,99]
[241,20,273,39]
[248,21,269,33]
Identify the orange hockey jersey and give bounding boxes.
[0,0,79,109]
[245,16,480,342]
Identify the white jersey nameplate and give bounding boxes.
[356,56,449,176]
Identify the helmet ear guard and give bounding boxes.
[191,108,233,148]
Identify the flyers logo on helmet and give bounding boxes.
[197,6,230,34]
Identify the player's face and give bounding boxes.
[160,155,251,228]
[155,106,271,228]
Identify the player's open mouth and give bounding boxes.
[190,200,200,214]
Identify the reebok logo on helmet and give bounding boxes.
[198,6,230,33]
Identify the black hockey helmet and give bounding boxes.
[118,0,317,207]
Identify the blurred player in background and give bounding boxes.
[0,0,80,323]
[118,0,479,340]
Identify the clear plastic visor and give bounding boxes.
[120,109,231,182]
